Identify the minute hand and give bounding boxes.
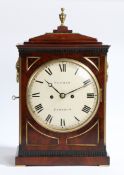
[65,82,92,95]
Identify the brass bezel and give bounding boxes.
[26,58,100,133]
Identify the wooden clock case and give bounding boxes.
[15,25,110,166]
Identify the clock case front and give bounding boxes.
[15,25,110,166]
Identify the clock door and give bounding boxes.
[26,59,100,133]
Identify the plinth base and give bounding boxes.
[15,146,110,166]
[15,156,110,166]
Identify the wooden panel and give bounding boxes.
[67,121,99,145]
[26,122,59,145]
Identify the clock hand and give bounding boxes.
[65,86,84,95]
[45,80,61,95]
[65,82,92,95]
[45,80,66,99]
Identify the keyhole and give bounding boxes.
[71,95,74,98]
[50,95,54,99]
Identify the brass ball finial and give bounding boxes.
[59,8,66,26]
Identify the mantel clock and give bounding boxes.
[15,8,110,166]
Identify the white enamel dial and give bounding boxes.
[27,59,100,132]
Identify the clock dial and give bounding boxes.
[27,59,100,132]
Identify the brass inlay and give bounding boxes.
[66,121,99,146]
[26,121,59,145]
[66,144,97,146]
[26,57,40,71]
[59,8,66,26]
[84,57,100,71]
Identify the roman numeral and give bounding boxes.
[35,80,43,83]
[75,68,79,75]
[87,93,95,98]
[74,116,80,122]
[60,119,65,128]
[45,114,53,124]
[32,92,40,97]
[82,105,91,113]
[45,67,52,75]
[35,104,43,113]
[83,79,91,86]
[59,63,66,72]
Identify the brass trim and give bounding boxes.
[26,121,59,145]
[84,57,100,71]
[66,121,99,146]
[26,57,40,71]
[26,58,100,133]
[66,144,97,146]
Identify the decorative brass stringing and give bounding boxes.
[26,121,59,146]
[16,58,20,83]
[84,57,100,71]
[26,57,40,71]
[66,121,99,146]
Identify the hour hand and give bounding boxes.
[45,80,61,94]
[45,80,52,87]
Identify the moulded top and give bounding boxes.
[17,8,110,56]
[23,26,101,45]
[20,8,104,46]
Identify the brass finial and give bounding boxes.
[59,8,66,26]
